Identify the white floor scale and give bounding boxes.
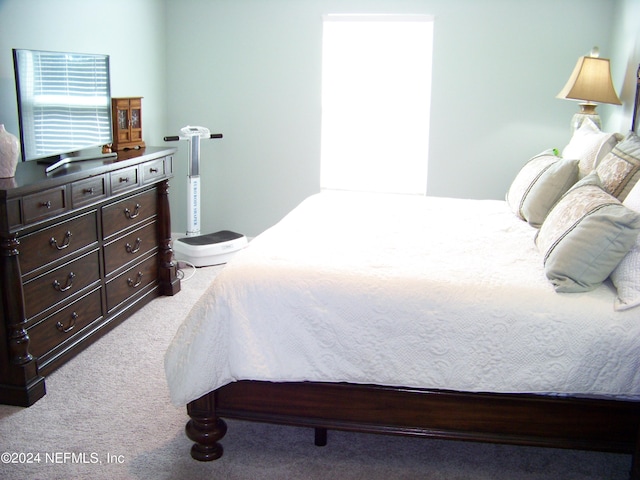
[164,126,247,267]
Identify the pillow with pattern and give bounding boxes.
[595,131,640,201]
[535,172,640,292]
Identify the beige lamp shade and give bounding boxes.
[557,52,621,132]
[557,55,621,105]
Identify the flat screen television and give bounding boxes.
[12,48,115,172]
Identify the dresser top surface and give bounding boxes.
[0,146,177,198]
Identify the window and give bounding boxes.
[321,14,434,194]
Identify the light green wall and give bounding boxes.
[607,0,640,133]
[1,0,639,239]
[0,0,167,158]
[163,0,622,237]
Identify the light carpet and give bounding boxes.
[0,264,632,480]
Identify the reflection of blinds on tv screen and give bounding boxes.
[13,49,112,161]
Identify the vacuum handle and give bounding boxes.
[163,133,223,142]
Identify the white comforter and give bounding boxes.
[165,192,640,406]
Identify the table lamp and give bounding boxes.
[557,47,621,132]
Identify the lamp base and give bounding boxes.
[570,103,601,132]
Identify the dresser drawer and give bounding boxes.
[19,211,99,274]
[23,186,67,224]
[28,288,103,359]
[141,158,166,185]
[23,249,101,320]
[103,221,158,275]
[101,188,157,239]
[110,166,139,194]
[72,175,107,208]
[106,254,158,312]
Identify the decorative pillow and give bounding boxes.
[610,180,640,310]
[506,151,579,227]
[535,172,640,292]
[562,118,619,178]
[595,131,640,201]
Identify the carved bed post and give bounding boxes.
[186,391,227,461]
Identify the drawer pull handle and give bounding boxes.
[126,238,142,254]
[150,167,159,173]
[124,203,141,219]
[49,231,72,250]
[83,187,95,194]
[53,272,76,292]
[40,200,52,208]
[56,312,78,333]
[119,177,130,183]
[127,272,143,288]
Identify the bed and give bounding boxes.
[165,67,640,478]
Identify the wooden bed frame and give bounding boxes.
[183,66,640,479]
[186,381,640,478]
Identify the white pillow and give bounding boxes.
[562,118,618,178]
[610,180,640,310]
[506,151,578,227]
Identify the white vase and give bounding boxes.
[0,124,20,178]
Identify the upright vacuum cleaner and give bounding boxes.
[164,126,247,267]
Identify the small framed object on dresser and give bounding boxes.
[111,97,146,151]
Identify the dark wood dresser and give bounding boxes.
[0,147,181,406]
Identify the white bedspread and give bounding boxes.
[165,192,640,406]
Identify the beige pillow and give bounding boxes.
[535,172,640,292]
[595,131,640,201]
[562,118,618,178]
[506,151,578,227]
